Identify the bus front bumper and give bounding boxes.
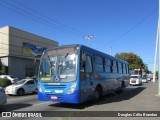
[38,90,80,104]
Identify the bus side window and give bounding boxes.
[80,51,86,73]
[104,58,111,73]
[112,60,117,73]
[118,62,122,73]
[80,52,93,80]
[123,64,126,73]
[85,55,92,73]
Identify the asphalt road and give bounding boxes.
[1,84,143,112]
[0,81,160,120]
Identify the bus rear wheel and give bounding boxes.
[94,88,101,103]
[119,82,125,93]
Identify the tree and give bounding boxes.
[0,64,8,75]
[115,52,147,70]
[0,78,11,88]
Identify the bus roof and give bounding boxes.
[44,44,128,64]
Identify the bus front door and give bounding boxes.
[80,52,94,102]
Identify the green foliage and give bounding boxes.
[0,78,11,88]
[115,52,148,70]
[0,65,8,75]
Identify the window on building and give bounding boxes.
[25,65,35,77]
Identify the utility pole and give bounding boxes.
[153,26,159,83]
[153,0,160,95]
[83,35,95,47]
[110,47,112,56]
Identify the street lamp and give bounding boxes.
[83,35,95,47]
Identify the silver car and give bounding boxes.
[0,75,19,83]
[0,87,7,105]
[142,76,148,83]
[5,78,37,96]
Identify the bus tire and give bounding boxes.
[94,86,102,103]
[117,82,125,93]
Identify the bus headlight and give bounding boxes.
[68,83,77,94]
[38,84,43,93]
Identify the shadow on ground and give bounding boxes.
[49,86,146,110]
[0,103,33,112]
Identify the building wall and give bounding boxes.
[0,26,59,78]
[8,57,39,79]
[8,26,58,59]
[1,57,8,66]
[0,26,9,57]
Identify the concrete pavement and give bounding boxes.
[86,81,160,111]
[69,81,160,120]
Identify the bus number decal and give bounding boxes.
[55,90,63,93]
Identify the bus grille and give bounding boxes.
[44,84,66,89]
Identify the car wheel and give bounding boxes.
[17,89,24,96]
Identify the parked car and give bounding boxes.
[147,74,153,81]
[5,78,37,96]
[25,76,38,83]
[0,87,7,105]
[142,75,148,83]
[130,75,142,86]
[0,75,19,83]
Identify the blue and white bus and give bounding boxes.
[38,44,129,104]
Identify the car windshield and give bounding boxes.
[39,47,78,82]
[130,76,138,78]
[9,75,16,78]
[13,79,26,85]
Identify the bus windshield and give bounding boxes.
[39,47,78,82]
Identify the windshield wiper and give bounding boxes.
[65,53,69,59]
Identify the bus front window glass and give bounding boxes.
[39,50,77,82]
[58,54,77,82]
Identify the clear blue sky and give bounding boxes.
[0,0,158,71]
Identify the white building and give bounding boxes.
[0,26,58,78]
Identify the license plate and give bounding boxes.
[51,96,58,100]
[132,80,136,83]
